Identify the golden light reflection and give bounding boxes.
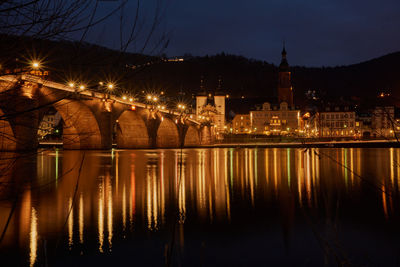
[390,148,394,187]
[178,160,186,224]
[79,194,84,244]
[98,180,104,253]
[106,173,113,251]
[197,150,206,217]
[146,158,163,230]
[68,197,73,249]
[122,184,126,232]
[29,207,38,267]
[382,185,389,220]
[5,147,400,257]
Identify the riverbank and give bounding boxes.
[211,139,400,148]
[39,139,400,149]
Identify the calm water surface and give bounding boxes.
[0,148,400,266]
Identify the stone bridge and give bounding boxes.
[0,74,214,150]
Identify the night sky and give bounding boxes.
[92,0,400,67]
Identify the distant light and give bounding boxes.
[107,84,114,89]
[131,105,136,111]
[32,61,40,69]
[122,96,127,100]
[129,98,133,102]
[147,95,152,100]
[99,82,104,86]
[68,82,74,88]
[79,85,85,90]
[153,96,158,102]
[226,94,230,98]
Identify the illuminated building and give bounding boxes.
[232,114,251,133]
[37,109,62,139]
[196,77,226,136]
[371,106,396,138]
[250,102,300,135]
[318,106,356,137]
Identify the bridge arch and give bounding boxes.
[156,117,179,148]
[0,108,16,151]
[53,99,102,149]
[116,110,150,148]
[184,125,200,147]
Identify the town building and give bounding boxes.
[250,102,300,135]
[318,106,356,137]
[38,109,62,139]
[246,46,300,135]
[232,114,251,134]
[371,106,395,138]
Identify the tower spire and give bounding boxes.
[198,75,206,96]
[282,41,287,59]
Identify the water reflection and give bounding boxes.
[0,148,400,266]
[29,207,38,267]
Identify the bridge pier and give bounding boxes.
[97,102,113,149]
[0,81,39,151]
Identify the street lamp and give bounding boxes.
[31,61,40,69]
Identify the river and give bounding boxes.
[0,147,399,266]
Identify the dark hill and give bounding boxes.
[0,35,399,107]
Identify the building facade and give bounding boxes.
[319,107,356,137]
[232,114,251,134]
[196,78,226,136]
[371,106,395,138]
[38,110,62,139]
[250,102,300,135]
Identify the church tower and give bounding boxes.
[214,76,226,133]
[196,76,207,117]
[278,45,293,107]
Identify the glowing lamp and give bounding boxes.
[32,61,40,69]
[131,105,136,111]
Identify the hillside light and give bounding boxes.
[153,96,158,102]
[129,98,133,102]
[79,85,85,90]
[68,82,75,88]
[147,95,152,100]
[107,84,114,90]
[122,95,127,100]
